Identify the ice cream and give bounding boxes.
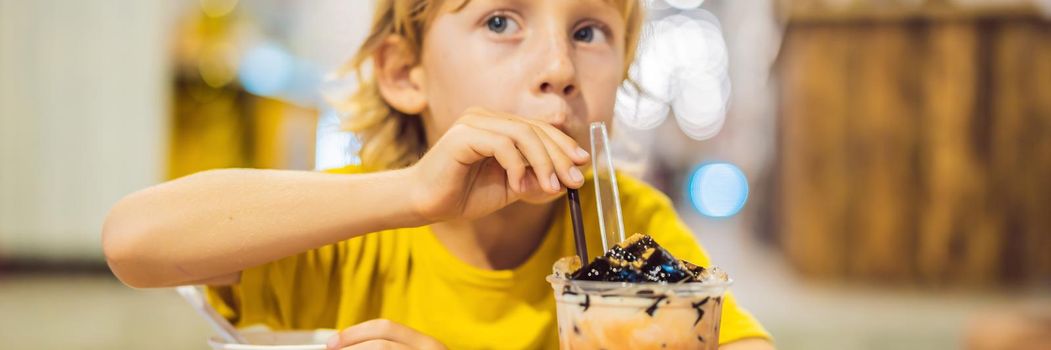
[548,234,731,350]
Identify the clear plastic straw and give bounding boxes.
[589,122,626,251]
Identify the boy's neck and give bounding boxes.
[430,200,559,270]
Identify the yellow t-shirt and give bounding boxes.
[206,165,770,348]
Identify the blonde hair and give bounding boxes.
[341,0,644,171]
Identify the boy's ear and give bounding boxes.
[374,35,428,115]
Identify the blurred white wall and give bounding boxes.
[0,0,176,261]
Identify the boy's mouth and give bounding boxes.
[513,102,591,145]
[530,110,584,137]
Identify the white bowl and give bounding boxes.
[208,330,337,350]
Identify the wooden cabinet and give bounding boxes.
[770,1,1051,285]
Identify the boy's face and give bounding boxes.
[419,0,627,146]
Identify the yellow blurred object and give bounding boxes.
[252,97,318,170]
[198,42,238,88]
[167,3,316,179]
[200,0,239,18]
[168,81,248,179]
[168,77,317,179]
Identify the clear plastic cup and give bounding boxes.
[547,274,731,350]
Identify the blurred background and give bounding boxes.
[1,0,1049,349]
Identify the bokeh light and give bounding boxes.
[238,43,294,97]
[673,73,730,140]
[614,79,671,130]
[315,108,360,170]
[642,0,671,10]
[688,162,749,218]
[614,7,731,140]
[665,0,705,10]
[197,42,237,88]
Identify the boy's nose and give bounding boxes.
[539,80,575,97]
[533,40,578,99]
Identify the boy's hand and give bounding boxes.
[326,319,446,350]
[408,107,589,221]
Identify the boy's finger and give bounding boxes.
[328,319,445,350]
[526,119,589,164]
[517,179,565,204]
[517,170,543,194]
[460,114,559,193]
[531,124,584,189]
[466,107,587,165]
[341,339,412,350]
[452,125,528,192]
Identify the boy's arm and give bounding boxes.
[102,168,425,289]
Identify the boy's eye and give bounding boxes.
[486,15,520,35]
[573,25,605,43]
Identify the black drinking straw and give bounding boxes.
[567,188,588,262]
